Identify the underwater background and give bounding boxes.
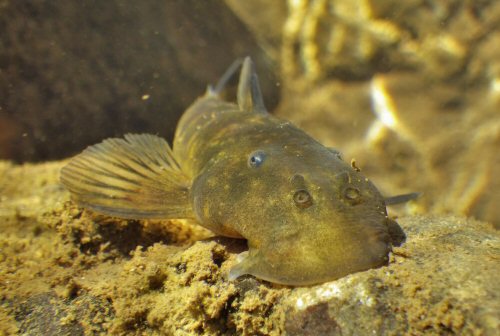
[0,1,499,335]
[1,0,498,228]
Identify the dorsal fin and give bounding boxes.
[60,134,194,219]
[237,57,267,114]
[207,58,244,96]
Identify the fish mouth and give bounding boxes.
[352,217,392,262]
[372,226,392,245]
[386,217,406,246]
[364,237,391,267]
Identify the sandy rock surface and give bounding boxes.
[0,161,498,335]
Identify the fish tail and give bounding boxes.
[60,134,194,219]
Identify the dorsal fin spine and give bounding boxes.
[237,57,267,114]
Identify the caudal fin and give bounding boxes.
[60,134,194,219]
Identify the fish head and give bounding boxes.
[192,140,399,285]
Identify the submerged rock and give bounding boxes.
[0,0,278,162]
[285,215,500,335]
[0,161,498,335]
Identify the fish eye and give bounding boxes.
[248,150,266,168]
[343,187,361,205]
[293,189,313,209]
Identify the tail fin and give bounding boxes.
[60,134,194,219]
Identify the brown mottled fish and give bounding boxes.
[61,57,416,286]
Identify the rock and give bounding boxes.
[0,160,499,335]
[13,292,112,336]
[285,215,500,335]
[14,292,84,336]
[0,0,278,162]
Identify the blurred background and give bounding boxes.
[1,0,499,227]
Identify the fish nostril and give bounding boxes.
[334,171,350,184]
[290,174,305,185]
[293,189,313,208]
[343,187,361,204]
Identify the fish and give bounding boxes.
[60,57,415,286]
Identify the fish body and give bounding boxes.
[61,57,405,285]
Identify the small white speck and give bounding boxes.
[490,77,500,96]
[296,297,304,309]
[316,283,342,300]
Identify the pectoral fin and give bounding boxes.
[228,251,255,281]
[228,249,276,283]
[384,192,421,205]
[60,134,194,219]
